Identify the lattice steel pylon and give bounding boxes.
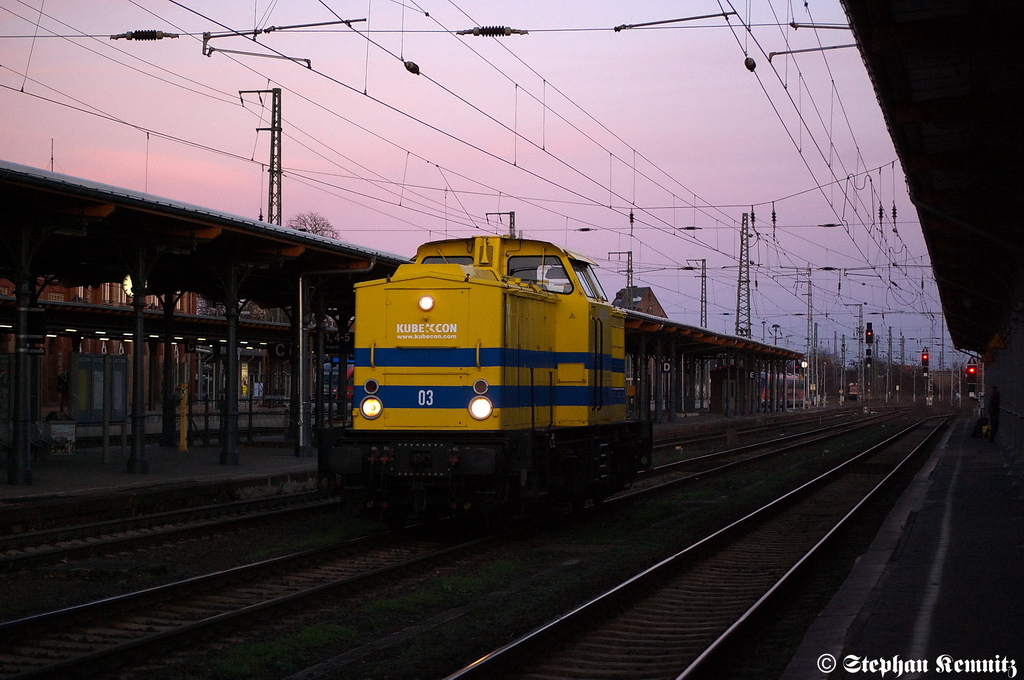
[240,87,282,225]
[735,213,751,337]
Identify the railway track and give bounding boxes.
[0,528,495,679]
[621,408,903,498]
[0,492,345,573]
[1,410,884,574]
[0,411,920,678]
[445,416,947,680]
[651,406,875,454]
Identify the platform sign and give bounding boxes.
[46,422,76,455]
[325,331,354,355]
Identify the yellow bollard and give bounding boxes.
[179,382,188,452]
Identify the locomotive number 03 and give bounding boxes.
[417,390,434,406]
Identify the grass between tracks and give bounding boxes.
[153,414,917,680]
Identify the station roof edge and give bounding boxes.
[621,307,803,360]
[0,159,410,268]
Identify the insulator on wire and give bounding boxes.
[457,26,528,36]
[110,30,179,40]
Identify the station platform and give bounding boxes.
[0,442,317,505]
[782,416,1024,678]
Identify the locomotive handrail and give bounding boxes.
[597,316,605,410]
[591,316,599,411]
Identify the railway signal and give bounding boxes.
[921,349,929,376]
[865,322,874,344]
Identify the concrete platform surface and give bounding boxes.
[1,443,316,504]
[782,417,1024,679]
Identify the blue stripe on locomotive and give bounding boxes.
[354,384,626,409]
[354,347,624,372]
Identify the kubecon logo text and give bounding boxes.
[396,322,458,340]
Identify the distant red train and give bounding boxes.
[783,373,806,407]
[755,372,806,408]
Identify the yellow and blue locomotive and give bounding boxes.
[320,235,652,523]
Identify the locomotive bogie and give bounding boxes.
[320,420,651,521]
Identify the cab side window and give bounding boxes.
[571,260,608,301]
[507,256,573,294]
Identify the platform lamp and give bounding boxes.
[801,360,809,409]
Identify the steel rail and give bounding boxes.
[614,410,904,502]
[650,408,898,470]
[0,530,497,679]
[675,416,949,679]
[444,416,946,679]
[0,492,343,572]
[650,407,872,451]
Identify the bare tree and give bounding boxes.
[286,211,339,239]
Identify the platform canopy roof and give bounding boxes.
[841,0,1023,354]
[622,308,804,361]
[0,160,408,311]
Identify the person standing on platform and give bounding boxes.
[987,385,1000,441]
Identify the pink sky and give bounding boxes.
[0,1,955,365]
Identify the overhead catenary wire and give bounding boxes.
[162,0,739,274]
[716,0,928,316]
[0,0,942,345]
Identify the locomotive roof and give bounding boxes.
[415,235,596,265]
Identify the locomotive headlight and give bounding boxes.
[417,295,435,312]
[360,396,383,420]
[468,396,493,420]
